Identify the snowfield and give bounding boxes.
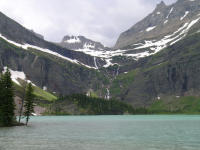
[3,67,36,86]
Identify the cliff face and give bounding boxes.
[110,31,200,106]
[0,38,109,96]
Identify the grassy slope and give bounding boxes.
[148,96,200,114]
[14,83,57,101]
[110,69,138,99]
[33,86,57,101]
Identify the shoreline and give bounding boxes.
[0,122,25,127]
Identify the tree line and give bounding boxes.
[52,94,154,115]
[53,94,135,115]
[0,69,35,127]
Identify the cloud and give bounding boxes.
[0,0,177,47]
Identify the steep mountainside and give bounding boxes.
[0,12,111,97]
[58,35,112,68]
[0,37,109,95]
[0,12,107,69]
[111,31,200,106]
[114,0,200,60]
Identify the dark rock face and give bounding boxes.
[29,30,44,40]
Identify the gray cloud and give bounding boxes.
[0,0,176,46]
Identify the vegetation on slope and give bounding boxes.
[14,82,57,101]
[109,31,200,106]
[0,37,110,97]
[46,94,136,115]
[148,96,200,114]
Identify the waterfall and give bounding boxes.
[116,65,119,76]
[105,88,110,100]
[94,57,98,69]
[114,65,119,79]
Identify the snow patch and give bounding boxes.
[146,26,156,32]
[166,7,174,18]
[180,11,189,20]
[164,20,168,24]
[84,43,95,49]
[3,67,35,86]
[32,113,38,116]
[43,86,47,91]
[64,37,80,43]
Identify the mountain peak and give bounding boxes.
[155,1,167,10]
[59,35,110,51]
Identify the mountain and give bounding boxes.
[114,0,200,60]
[58,35,113,68]
[57,0,200,69]
[111,31,200,106]
[0,11,108,69]
[58,35,132,68]
[59,35,110,51]
[109,0,200,106]
[29,30,44,40]
[2,0,200,109]
[0,11,110,97]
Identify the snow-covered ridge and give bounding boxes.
[0,34,96,69]
[70,16,200,62]
[64,37,81,43]
[132,16,200,59]
[84,43,95,49]
[3,67,36,86]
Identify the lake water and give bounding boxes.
[0,115,200,150]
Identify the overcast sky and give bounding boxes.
[0,0,177,46]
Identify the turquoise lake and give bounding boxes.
[0,115,200,150]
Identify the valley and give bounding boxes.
[1,0,200,115]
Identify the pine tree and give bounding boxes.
[18,80,27,123]
[0,68,15,126]
[0,74,4,125]
[24,83,35,126]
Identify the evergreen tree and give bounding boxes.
[18,80,27,123]
[0,68,15,126]
[24,83,35,126]
[0,74,4,125]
